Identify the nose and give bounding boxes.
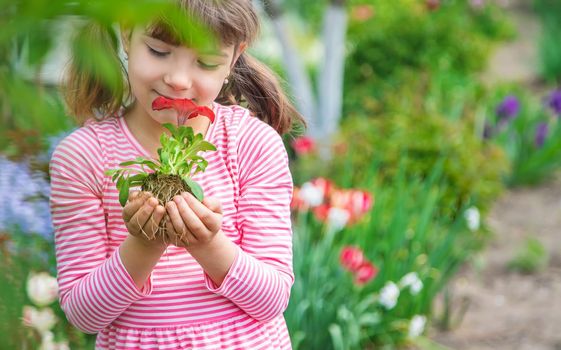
[163,60,193,92]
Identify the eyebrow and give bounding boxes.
[144,35,228,57]
[198,50,229,58]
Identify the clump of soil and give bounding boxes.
[140,173,192,240]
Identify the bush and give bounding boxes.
[326,111,508,218]
[344,0,513,115]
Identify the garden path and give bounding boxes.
[431,1,561,349]
[432,176,561,350]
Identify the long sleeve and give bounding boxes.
[203,117,294,322]
[49,127,152,334]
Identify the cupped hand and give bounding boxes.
[123,191,167,245]
[164,192,223,249]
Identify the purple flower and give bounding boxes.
[547,90,561,116]
[496,95,520,123]
[0,156,53,239]
[535,122,549,148]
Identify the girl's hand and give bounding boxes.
[123,191,167,246]
[164,192,223,249]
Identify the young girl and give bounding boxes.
[49,1,304,349]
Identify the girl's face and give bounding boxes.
[124,27,241,125]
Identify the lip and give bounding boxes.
[154,90,196,103]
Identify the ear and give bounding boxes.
[230,42,248,69]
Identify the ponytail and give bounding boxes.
[64,21,128,124]
[217,52,305,135]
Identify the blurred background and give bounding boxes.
[1,0,561,349]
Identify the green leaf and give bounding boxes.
[119,157,151,166]
[112,172,121,183]
[162,123,176,135]
[199,141,217,151]
[160,149,169,165]
[116,173,124,188]
[328,324,345,350]
[128,173,148,183]
[118,178,130,207]
[182,176,204,201]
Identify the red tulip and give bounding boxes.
[152,96,215,125]
[312,204,331,222]
[354,261,378,285]
[340,246,365,272]
[291,136,316,156]
[330,189,373,223]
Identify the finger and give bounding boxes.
[128,191,140,202]
[165,201,193,241]
[142,204,166,239]
[175,194,207,236]
[164,216,190,247]
[183,193,221,233]
[202,196,222,214]
[163,216,180,246]
[123,192,150,222]
[127,197,158,234]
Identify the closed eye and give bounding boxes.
[147,45,169,57]
[197,60,220,70]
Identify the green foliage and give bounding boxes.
[106,123,216,206]
[0,0,215,154]
[286,162,477,349]
[533,0,561,84]
[508,237,549,273]
[0,231,96,349]
[327,111,508,218]
[344,0,513,113]
[537,19,561,83]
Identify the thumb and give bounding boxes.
[203,197,222,214]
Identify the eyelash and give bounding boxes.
[147,46,169,57]
[198,61,220,70]
[147,45,220,70]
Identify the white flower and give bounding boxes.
[27,272,58,307]
[23,305,57,334]
[39,331,70,350]
[299,182,324,207]
[410,280,423,295]
[378,281,400,309]
[327,207,350,231]
[464,206,481,232]
[399,272,423,295]
[408,315,427,338]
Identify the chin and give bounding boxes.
[149,110,177,125]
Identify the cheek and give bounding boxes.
[197,74,227,102]
[128,59,159,89]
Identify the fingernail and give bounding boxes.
[174,196,182,204]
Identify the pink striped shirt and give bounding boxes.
[49,103,294,349]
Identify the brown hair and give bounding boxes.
[64,0,305,134]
